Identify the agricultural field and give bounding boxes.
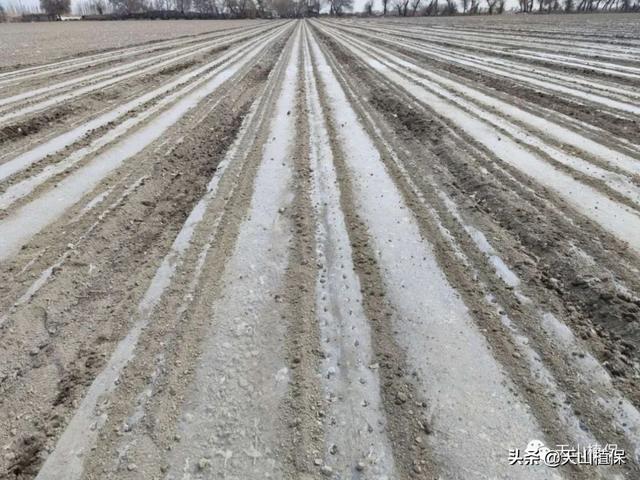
[0,13,640,480]
[0,20,261,68]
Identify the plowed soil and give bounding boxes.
[1,15,639,480]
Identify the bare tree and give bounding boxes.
[272,0,306,17]
[272,0,291,16]
[393,0,409,14]
[496,0,505,11]
[194,0,218,13]
[363,0,374,14]
[423,0,437,14]
[109,0,147,13]
[327,0,353,15]
[0,4,6,21]
[234,0,256,17]
[307,0,321,15]
[290,0,305,15]
[486,0,497,12]
[410,0,421,14]
[225,0,239,15]
[381,0,389,14]
[518,0,532,11]
[538,0,554,10]
[442,0,456,12]
[253,0,266,15]
[40,0,71,18]
[74,0,97,13]
[176,0,191,12]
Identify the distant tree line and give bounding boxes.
[0,0,637,22]
[360,0,639,14]
[517,0,639,12]
[71,0,326,18]
[0,0,326,19]
[73,0,326,18]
